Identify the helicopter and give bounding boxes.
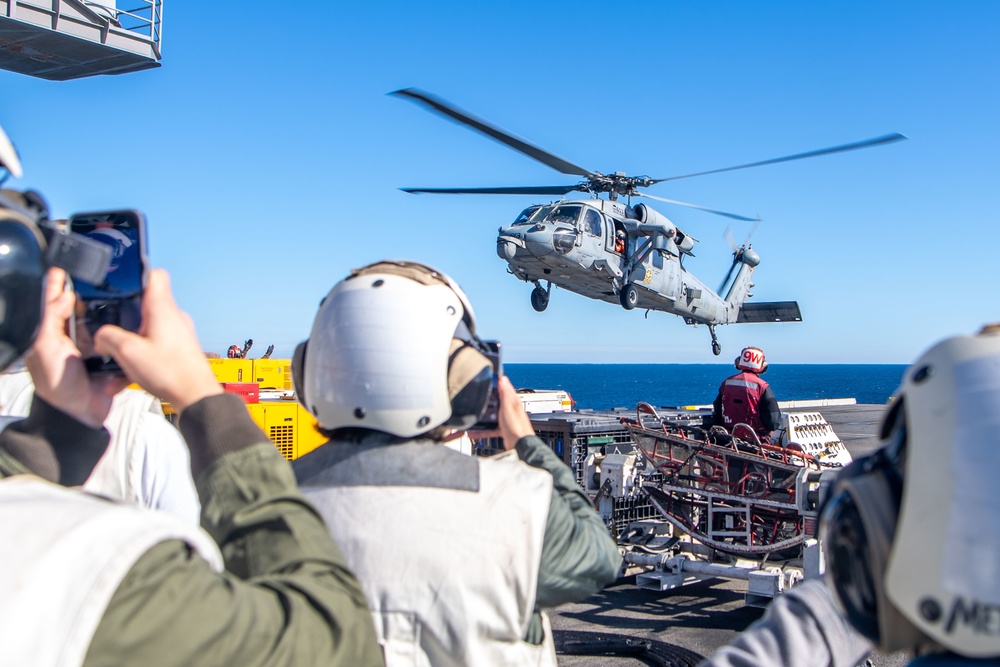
[392,88,906,355]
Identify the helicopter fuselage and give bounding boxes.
[496,198,755,328]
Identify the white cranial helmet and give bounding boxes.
[0,123,23,180]
[293,260,493,438]
[821,323,1000,656]
[736,346,767,373]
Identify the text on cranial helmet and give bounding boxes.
[944,597,1000,636]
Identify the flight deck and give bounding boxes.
[537,401,905,666]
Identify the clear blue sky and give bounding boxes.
[2,1,997,364]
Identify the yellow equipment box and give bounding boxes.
[252,359,293,390]
[162,358,324,461]
[208,358,254,383]
[246,401,327,461]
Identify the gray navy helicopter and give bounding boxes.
[393,88,905,355]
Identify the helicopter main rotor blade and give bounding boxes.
[391,88,597,178]
[636,192,760,222]
[649,132,907,184]
[402,185,583,195]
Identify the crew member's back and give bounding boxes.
[291,260,622,666]
[713,345,781,440]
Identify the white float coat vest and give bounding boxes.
[0,372,200,524]
[296,440,558,667]
[0,475,222,667]
[84,388,166,504]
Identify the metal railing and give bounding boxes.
[81,1,162,49]
[2,0,162,57]
[81,0,162,57]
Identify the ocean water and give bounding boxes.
[504,364,908,410]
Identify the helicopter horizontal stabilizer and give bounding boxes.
[736,301,802,323]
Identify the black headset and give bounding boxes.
[819,397,907,646]
[0,196,48,370]
[0,189,117,372]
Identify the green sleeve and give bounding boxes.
[84,396,384,667]
[0,396,109,484]
[515,435,622,607]
[0,446,31,479]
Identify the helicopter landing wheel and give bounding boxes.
[709,325,722,356]
[620,283,639,310]
[530,286,549,312]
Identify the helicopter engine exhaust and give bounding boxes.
[634,203,696,255]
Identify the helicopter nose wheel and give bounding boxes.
[709,325,722,356]
[530,282,550,312]
[619,283,639,310]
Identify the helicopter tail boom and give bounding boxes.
[722,246,759,309]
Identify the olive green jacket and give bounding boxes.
[514,435,624,609]
[0,394,384,667]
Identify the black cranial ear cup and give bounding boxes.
[292,340,308,412]
[20,189,49,220]
[443,340,492,429]
[823,494,876,640]
[0,214,47,371]
[734,357,740,370]
[447,366,492,429]
[821,447,905,647]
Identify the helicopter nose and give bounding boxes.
[523,225,555,257]
[497,239,517,260]
[497,227,530,261]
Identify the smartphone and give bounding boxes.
[68,210,148,373]
[471,340,502,430]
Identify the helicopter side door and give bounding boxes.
[577,207,605,263]
[647,246,681,302]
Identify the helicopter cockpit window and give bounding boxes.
[583,208,602,236]
[513,205,552,226]
[513,205,541,225]
[547,204,582,225]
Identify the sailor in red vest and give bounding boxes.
[712,346,781,440]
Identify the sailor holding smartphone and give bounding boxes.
[0,127,383,666]
[291,260,621,666]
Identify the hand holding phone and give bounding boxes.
[68,210,148,374]
[92,268,224,413]
[24,268,129,429]
[495,376,535,451]
[471,340,501,431]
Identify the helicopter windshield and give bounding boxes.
[513,206,541,225]
[547,204,582,226]
[512,205,552,226]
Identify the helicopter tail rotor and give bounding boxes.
[718,219,760,295]
[742,218,761,247]
[723,226,738,252]
[717,252,742,296]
